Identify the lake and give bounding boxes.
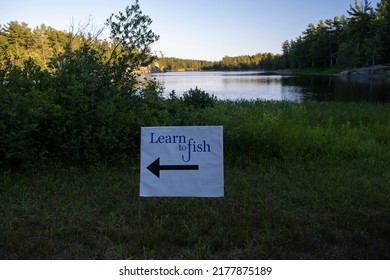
[150,71,390,102]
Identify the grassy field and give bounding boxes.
[1,101,389,259]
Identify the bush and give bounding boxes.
[0,1,163,168]
[182,87,218,109]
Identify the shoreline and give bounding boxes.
[334,64,390,78]
[268,64,390,78]
[151,64,390,79]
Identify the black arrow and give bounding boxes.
[147,157,199,178]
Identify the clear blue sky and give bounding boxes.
[0,0,381,61]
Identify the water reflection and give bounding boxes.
[150,71,390,102]
[280,76,390,102]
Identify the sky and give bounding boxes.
[0,0,381,61]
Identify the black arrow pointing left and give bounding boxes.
[147,157,199,178]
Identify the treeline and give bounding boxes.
[157,57,215,71]
[0,21,112,69]
[218,53,282,70]
[282,0,390,69]
[218,0,390,70]
[159,0,390,72]
[3,0,388,73]
[157,53,283,71]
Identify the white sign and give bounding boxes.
[140,126,224,197]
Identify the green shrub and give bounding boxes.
[182,87,218,109]
[0,1,162,168]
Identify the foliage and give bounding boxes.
[0,0,161,168]
[284,0,390,69]
[0,21,82,68]
[105,0,159,89]
[157,57,215,71]
[3,0,389,73]
[1,101,389,259]
[182,87,217,109]
[157,53,283,71]
[218,53,283,70]
[158,0,390,72]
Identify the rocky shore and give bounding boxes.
[265,64,390,78]
[335,64,390,78]
[135,62,164,74]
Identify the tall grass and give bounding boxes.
[1,101,389,259]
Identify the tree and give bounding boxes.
[281,40,291,68]
[375,0,390,62]
[322,17,345,67]
[47,0,160,101]
[105,0,159,91]
[347,0,376,66]
[0,21,35,66]
[285,0,390,69]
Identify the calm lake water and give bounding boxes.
[150,71,390,102]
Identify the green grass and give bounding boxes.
[1,101,389,259]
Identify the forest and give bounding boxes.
[1,0,389,72]
[156,57,215,71]
[0,21,113,69]
[282,0,390,69]
[156,53,283,71]
[157,0,390,71]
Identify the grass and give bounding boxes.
[1,101,389,259]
